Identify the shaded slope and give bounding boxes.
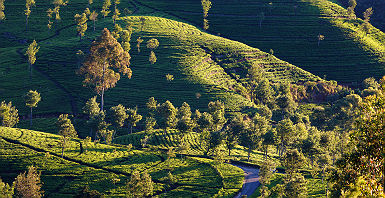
[136,0,385,82]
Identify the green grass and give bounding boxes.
[0,126,244,197]
[135,0,385,82]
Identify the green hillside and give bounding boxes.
[135,0,385,82]
[0,127,244,197]
[0,0,321,120]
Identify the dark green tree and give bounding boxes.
[108,104,128,135]
[25,40,39,79]
[24,90,41,127]
[208,100,226,131]
[126,107,142,134]
[82,96,100,138]
[100,0,111,19]
[74,13,88,40]
[158,101,177,129]
[57,114,78,158]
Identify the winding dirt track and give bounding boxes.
[232,164,260,198]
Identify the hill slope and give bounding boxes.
[135,0,385,82]
[0,0,320,118]
[0,127,244,197]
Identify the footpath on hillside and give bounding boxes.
[232,164,260,198]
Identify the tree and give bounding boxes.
[25,0,35,30]
[281,149,306,176]
[208,100,226,131]
[108,104,128,132]
[255,79,274,106]
[201,0,211,30]
[317,34,324,47]
[276,118,294,156]
[136,37,143,53]
[89,11,98,31]
[13,166,43,198]
[177,102,192,119]
[347,0,357,18]
[126,171,153,198]
[0,0,5,21]
[121,29,132,52]
[52,0,68,21]
[145,117,156,132]
[126,107,142,134]
[158,100,177,129]
[284,173,307,198]
[112,8,120,25]
[147,38,159,65]
[77,28,131,111]
[146,38,159,50]
[57,114,78,158]
[363,7,373,22]
[0,101,19,127]
[225,115,245,156]
[82,96,100,138]
[149,51,157,64]
[165,74,174,82]
[201,131,222,156]
[46,8,54,29]
[0,177,13,198]
[262,129,275,159]
[24,90,41,127]
[243,114,268,161]
[100,0,111,19]
[330,92,385,196]
[259,160,275,186]
[146,97,157,117]
[94,110,113,144]
[74,13,88,40]
[176,116,195,134]
[197,112,213,132]
[25,40,39,79]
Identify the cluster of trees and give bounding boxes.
[0,166,44,198]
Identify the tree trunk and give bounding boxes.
[101,88,104,111]
[93,20,96,31]
[30,107,33,127]
[29,63,32,81]
[25,16,28,31]
[101,61,106,111]
[130,125,133,134]
[228,147,231,157]
[247,146,251,162]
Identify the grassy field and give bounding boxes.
[0,126,244,197]
[135,0,385,83]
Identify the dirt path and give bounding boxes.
[232,164,260,198]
